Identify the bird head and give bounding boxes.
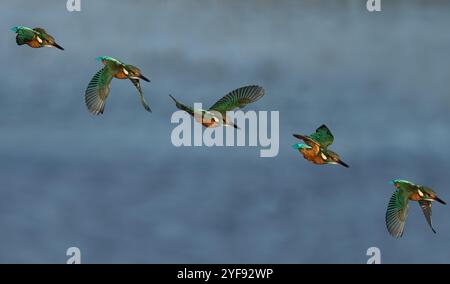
[36,30,64,50]
[124,65,150,82]
[45,36,63,50]
[326,150,349,168]
[202,111,222,125]
[419,186,447,205]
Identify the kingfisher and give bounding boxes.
[386,179,446,238]
[169,85,265,129]
[11,26,64,50]
[85,56,151,115]
[292,125,349,168]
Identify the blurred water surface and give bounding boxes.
[1,0,450,263]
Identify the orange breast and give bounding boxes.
[194,116,218,128]
[300,149,326,165]
[27,39,42,48]
[409,193,421,201]
[114,71,128,79]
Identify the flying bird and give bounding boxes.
[386,179,446,238]
[169,85,265,128]
[11,26,64,50]
[85,56,151,115]
[292,125,349,168]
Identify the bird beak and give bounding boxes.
[52,43,64,50]
[169,94,178,103]
[435,197,447,205]
[233,123,240,129]
[337,160,349,168]
[139,74,150,82]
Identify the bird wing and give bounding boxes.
[130,78,142,94]
[310,125,334,149]
[418,200,436,234]
[169,95,195,116]
[85,66,115,115]
[129,79,151,112]
[386,188,410,238]
[208,85,264,116]
[12,26,37,45]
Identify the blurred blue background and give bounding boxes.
[0,0,450,263]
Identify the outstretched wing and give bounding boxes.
[310,125,334,148]
[169,95,195,116]
[386,189,410,238]
[85,66,115,115]
[130,79,151,112]
[130,78,142,94]
[209,85,264,115]
[418,200,436,234]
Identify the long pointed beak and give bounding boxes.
[139,74,150,82]
[435,197,447,205]
[52,43,64,50]
[337,160,349,168]
[169,94,177,103]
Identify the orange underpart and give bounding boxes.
[27,39,41,48]
[409,193,421,201]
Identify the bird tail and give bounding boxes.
[169,95,194,115]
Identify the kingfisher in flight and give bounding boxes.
[292,125,349,168]
[85,56,151,115]
[386,179,446,238]
[11,26,64,50]
[169,85,265,129]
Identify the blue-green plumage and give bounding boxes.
[292,143,311,150]
[11,26,64,50]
